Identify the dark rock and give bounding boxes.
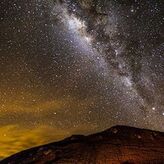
[1,125,164,164]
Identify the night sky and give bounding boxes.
[0,0,164,158]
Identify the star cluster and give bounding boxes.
[0,0,163,159]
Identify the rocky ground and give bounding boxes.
[1,125,164,164]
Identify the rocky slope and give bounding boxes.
[1,125,164,164]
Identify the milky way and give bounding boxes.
[0,0,164,158]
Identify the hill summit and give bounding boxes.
[1,125,164,163]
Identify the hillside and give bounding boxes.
[1,125,164,163]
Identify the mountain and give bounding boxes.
[1,125,164,164]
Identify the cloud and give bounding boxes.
[0,124,70,159]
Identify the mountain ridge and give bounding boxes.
[1,125,164,163]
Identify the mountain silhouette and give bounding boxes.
[1,125,164,163]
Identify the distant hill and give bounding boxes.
[1,125,164,163]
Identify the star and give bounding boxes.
[0,0,163,159]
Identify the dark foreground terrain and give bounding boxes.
[1,125,164,164]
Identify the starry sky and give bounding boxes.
[0,0,164,159]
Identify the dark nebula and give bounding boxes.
[0,0,163,158]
